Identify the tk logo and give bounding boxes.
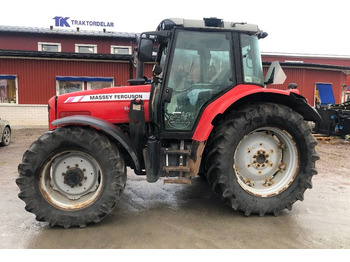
[53,16,70,27]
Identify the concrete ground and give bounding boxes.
[0,128,349,249]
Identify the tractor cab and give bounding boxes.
[138,18,268,139]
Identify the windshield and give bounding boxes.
[241,34,264,86]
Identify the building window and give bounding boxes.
[75,44,97,54]
[0,75,17,104]
[56,76,114,95]
[345,88,350,102]
[111,45,132,55]
[38,42,61,52]
[57,81,83,95]
[87,81,113,90]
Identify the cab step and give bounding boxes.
[163,166,191,173]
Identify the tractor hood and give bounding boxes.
[49,84,151,129]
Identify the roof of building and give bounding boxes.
[262,52,350,60]
[0,25,136,39]
[0,49,132,61]
[262,60,350,71]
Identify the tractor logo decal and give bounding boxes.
[64,93,150,103]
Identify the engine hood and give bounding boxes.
[51,84,151,127]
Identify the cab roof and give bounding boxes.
[157,17,262,34]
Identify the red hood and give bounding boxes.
[49,84,151,129]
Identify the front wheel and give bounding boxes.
[204,103,319,216]
[16,126,126,228]
[1,126,11,146]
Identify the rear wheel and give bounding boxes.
[16,126,126,228]
[204,103,319,216]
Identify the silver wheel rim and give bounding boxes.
[234,127,299,197]
[39,150,103,210]
[3,128,10,144]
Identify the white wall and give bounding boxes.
[0,105,48,128]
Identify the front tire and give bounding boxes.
[16,126,126,228]
[204,103,319,216]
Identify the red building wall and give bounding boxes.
[264,67,347,106]
[1,56,346,105]
[262,54,349,105]
[0,57,132,104]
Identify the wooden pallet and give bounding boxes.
[313,134,333,141]
[312,134,348,144]
[315,137,333,141]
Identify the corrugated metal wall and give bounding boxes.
[0,57,132,104]
[264,66,347,106]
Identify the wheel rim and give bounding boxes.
[39,150,104,210]
[3,127,10,145]
[233,127,299,197]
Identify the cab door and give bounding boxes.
[159,29,235,138]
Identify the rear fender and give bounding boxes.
[52,115,140,171]
[192,84,321,142]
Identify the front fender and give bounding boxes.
[52,115,140,171]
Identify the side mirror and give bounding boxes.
[138,37,154,62]
[153,65,162,75]
[264,61,286,85]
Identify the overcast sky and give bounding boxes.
[1,0,349,56]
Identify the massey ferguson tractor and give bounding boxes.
[16,18,321,228]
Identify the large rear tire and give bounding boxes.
[204,103,319,216]
[16,126,126,228]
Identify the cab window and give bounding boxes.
[241,34,264,86]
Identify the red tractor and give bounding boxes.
[16,18,321,228]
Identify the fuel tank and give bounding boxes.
[49,85,151,130]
